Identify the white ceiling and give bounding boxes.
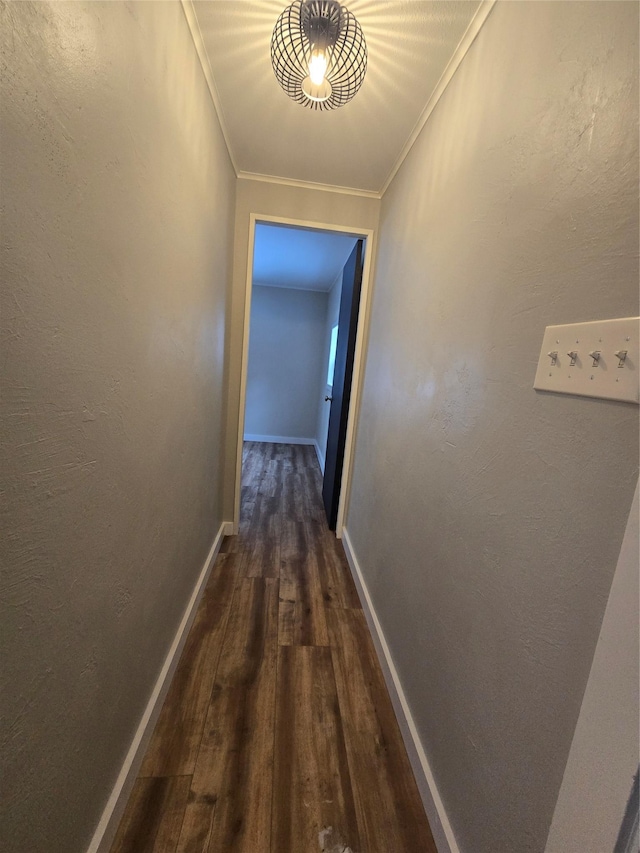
[191,0,485,194]
[253,223,357,291]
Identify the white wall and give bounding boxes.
[545,481,639,853]
[315,272,343,469]
[0,3,235,852]
[345,3,639,852]
[245,285,327,441]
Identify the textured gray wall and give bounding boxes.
[0,3,235,852]
[346,3,639,852]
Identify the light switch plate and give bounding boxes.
[534,317,639,404]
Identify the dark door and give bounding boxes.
[322,240,364,529]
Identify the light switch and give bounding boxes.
[533,317,639,404]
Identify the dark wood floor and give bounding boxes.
[110,442,436,853]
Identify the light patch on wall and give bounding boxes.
[45,3,98,73]
[416,372,437,401]
[327,324,339,387]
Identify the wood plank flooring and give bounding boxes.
[110,442,436,853]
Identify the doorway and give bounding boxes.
[235,215,374,537]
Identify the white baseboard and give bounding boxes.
[86,522,227,853]
[222,520,235,536]
[314,439,325,474]
[341,528,460,853]
[243,434,324,473]
[243,434,315,445]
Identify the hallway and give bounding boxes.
[110,442,436,853]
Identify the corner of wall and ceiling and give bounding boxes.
[180,0,239,176]
[181,0,498,201]
[378,0,498,196]
[236,170,383,200]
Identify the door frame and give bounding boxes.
[234,212,376,539]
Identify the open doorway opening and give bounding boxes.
[235,216,372,536]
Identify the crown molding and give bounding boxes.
[379,0,498,197]
[182,0,496,202]
[180,0,239,176]
[237,171,382,200]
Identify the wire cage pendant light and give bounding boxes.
[271,0,367,111]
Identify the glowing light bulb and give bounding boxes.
[308,50,328,86]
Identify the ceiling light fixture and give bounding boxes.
[271,0,367,111]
